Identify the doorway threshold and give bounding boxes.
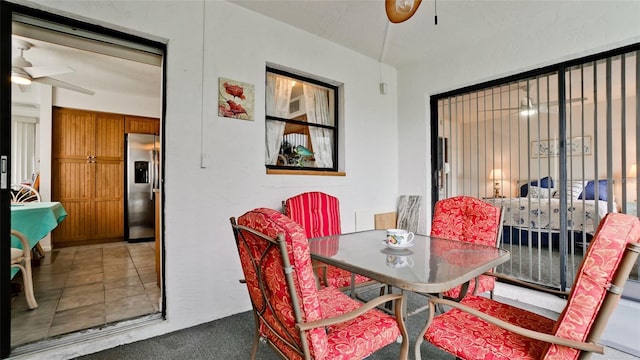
[8,313,163,359]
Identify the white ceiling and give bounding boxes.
[10,1,634,101]
[230,0,439,67]
[229,0,565,68]
[11,22,161,98]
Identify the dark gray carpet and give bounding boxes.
[75,290,637,360]
[74,291,453,360]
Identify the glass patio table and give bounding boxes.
[308,229,510,359]
[309,229,509,295]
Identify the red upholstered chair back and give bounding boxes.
[542,212,640,360]
[431,196,502,298]
[234,208,328,359]
[284,192,371,288]
[431,196,501,247]
[284,192,341,238]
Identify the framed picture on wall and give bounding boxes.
[218,77,255,121]
[531,136,591,158]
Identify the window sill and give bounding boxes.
[266,169,346,176]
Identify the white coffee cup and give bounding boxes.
[386,254,414,268]
[386,228,415,246]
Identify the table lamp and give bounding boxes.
[489,169,503,198]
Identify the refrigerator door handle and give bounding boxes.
[149,150,155,200]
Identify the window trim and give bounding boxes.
[265,66,339,173]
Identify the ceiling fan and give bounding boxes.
[386,0,422,23]
[480,85,587,116]
[11,39,95,95]
[495,96,588,117]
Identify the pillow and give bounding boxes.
[578,180,608,201]
[554,181,587,199]
[520,177,554,197]
[528,185,553,199]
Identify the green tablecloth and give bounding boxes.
[10,202,67,278]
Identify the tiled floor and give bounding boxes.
[10,241,160,348]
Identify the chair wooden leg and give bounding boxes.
[12,263,38,309]
[23,263,38,309]
[35,243,46,258]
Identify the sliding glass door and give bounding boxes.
[433,45,639,293]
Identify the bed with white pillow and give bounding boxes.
[484,177,617,247]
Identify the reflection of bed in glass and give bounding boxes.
[484,178,625,288]
[485,197,610,249]
[485,178,616,249]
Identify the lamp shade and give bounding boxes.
[11,70,31,85]
[488,169,503,180]
[630,164,637,178]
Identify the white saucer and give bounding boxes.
[381,240,415,250]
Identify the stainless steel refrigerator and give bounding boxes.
[125,133,160,242]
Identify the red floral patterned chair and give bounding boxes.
[430,195,503,300]
[417,212,640,360]
[231,208,408,360]
[283,192,370,289]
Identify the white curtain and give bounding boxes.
[265,74,294,165]
[303,83,333,168]
[11,116,37,185]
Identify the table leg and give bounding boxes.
[350,272,356,298]
[35,243,46,258]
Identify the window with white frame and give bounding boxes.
[265,67,338,172]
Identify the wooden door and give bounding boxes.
[52,108,95,243]
[93,113,124,239]
[52,108,125,245]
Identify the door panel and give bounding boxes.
[51,159,93,242]
[93,199,124,239]
[125,115,160,135]
[52,108,95,159]
[94,161,123,239]
[95,113,124,160]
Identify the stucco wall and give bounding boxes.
[10,1,399,358]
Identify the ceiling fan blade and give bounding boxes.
[549,97,588,106]
[568,96,588,103]
[23,65,73,79]
[33,77,95,95]
[481,107,521,112]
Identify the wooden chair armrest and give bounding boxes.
[428,296,603,354]
[11,230,32,260]
[486,272,570,297]
[297,293,404,331]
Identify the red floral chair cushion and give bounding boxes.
[424,212,640,360]
[431,196,502,298]
[284,192,369,288]
[545,212,640,359]
[237,208,401,359]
